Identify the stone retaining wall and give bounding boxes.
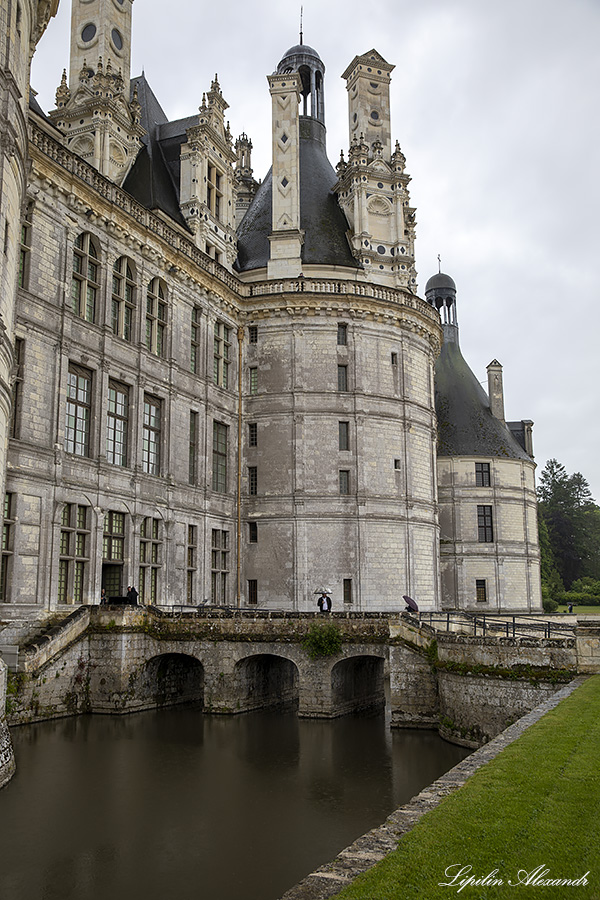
[0,658,16,789]
[277,678,587,900]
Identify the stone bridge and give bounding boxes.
[4,605,600,749]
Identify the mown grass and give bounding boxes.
[556,605,600,616]
[335,676,600,899]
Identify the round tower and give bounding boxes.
[432,273,542,612]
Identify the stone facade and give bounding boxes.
[0,656,16,788]
[0,3,542,620]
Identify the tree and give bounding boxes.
[537,459,600,590]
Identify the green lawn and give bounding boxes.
[556,605,600,616]
[335,676,600,899]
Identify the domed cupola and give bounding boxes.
[276,42,325,124]
[425,272,457,325]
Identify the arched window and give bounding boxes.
[71,233,100,323]
[112,256,136,340]
[145,277,167,356]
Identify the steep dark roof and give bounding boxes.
[435,326,530,460]
[123,75,188,230]
[235,117,358,272]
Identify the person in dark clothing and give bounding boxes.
[317,593,331,613]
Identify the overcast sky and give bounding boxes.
[31,0,600,500]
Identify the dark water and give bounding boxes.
[0,708,468,900]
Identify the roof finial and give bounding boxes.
[438,254,442,274]
[300,5,303,44]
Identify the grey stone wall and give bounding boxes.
[0,658,16,788]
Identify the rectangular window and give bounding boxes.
[249,367,258,395]
[189,411,198,485]
[146,279,167,357]
[476,579,487,602]
[343,578,353,604]
[248,521,258,543]
[191,307,201,374]
[477,505,494,543]
[337,323,347,346]
[1,493,14,602]
[391,352,398,366]
[103,511,125,562]
[476,462,491,487]
[248,466,258,496]
[18,203,32,289]
[58,502,89,604]
[65,364,92,457]
[207,165,223,219]
[212,421,228,492]
[337,365,348,392]
[139,516,161,605]
[213,321,230,388]
[339,421,349,451]
[248,579,258,605]
[248,325,258,344]
[142,396,161,475]
[106,381,128,466]
[111,257,135,341]
[187,525,197,604]
[339,470,350,495]
[248,422,258,447]
[211,529,229,604]
[11,338,24,439]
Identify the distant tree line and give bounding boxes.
[537,459,600,606]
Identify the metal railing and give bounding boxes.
[415,611,575,641]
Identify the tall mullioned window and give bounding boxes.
[187,525,197,604]
[1,494,14,602]
[19,202,32,289]
[249,367,258,395]
[211,529,229,604]
[207,165,223,219]
[11,338,24,439]
[248,466,257,496]
[213,321,230,387]
[106,381,128,466]
[65,364,92,457]
[58,504,89,604]
[145,277,167,356]
[338,364,348,392]
[111,257,135,341]
[189,411,198,485]
[212,421,228,492]
[139,517,161,605]
[142,396,161,475]
[477,505,494,543]
[337,323,348,346]
[71,232,99,323]
[191,307,201,374]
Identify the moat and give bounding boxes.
[0,706,468,900]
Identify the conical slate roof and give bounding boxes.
[235,117,358,272]
[435,328,530,460]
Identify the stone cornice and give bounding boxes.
[27,118,442,353]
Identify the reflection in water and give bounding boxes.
[0,708,469,900]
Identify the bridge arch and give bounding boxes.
[235,653,300,712]
[331,654,386,716]
[143,652,204,707]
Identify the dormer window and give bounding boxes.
[207,165,223,220]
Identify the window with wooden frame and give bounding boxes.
[145,277,167,357]
[111,257,136,341]
[71,232,99,323]
[106,381,128,467]
[65,364,92,457]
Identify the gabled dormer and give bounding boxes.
[178,76,238,269]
